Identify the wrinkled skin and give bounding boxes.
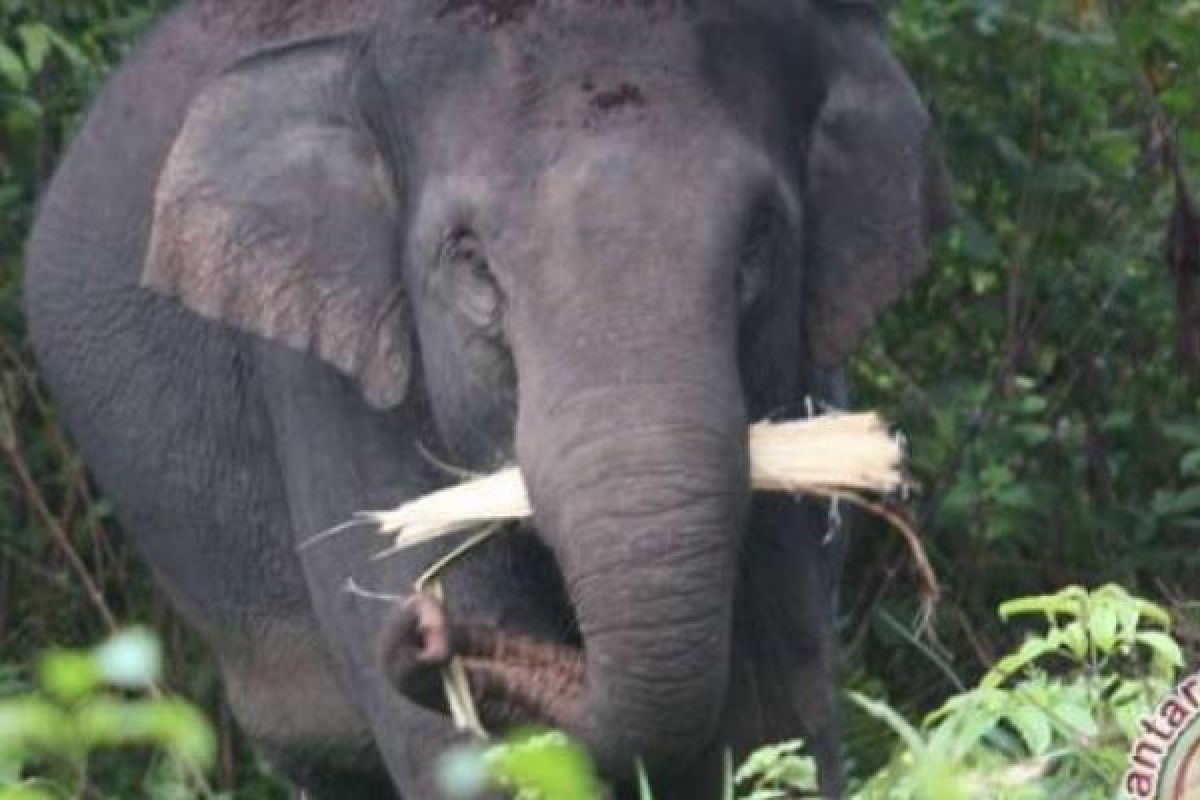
[24,1,950,797]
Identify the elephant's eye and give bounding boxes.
[443,230,504,331]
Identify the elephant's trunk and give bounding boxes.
[518,382,749,776]
[498,135,765,776]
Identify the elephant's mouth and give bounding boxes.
[377,591,587,732]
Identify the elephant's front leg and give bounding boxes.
[727,494,846,799]
[260,349,569,798]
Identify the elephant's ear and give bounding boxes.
[143,37,410,410]
[803,7,953,366]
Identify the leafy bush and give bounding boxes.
[850,584,1180,799]
[0,629,214,800]
[437,585,1184,799]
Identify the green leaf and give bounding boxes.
[1180,450,1200,477]
[37,651,97,702]
[1088,603,1119,652]
[1059,621,1090,661]
[43,28,90,70]
[1152,489,1200,520]
[1017,394,1048,415]
[1132,596,1173,629]
[1047,699,1098,739]
[1162,423,1200,448]
[145,701,217,767]
[16,24,51,75]
[1005,706,1053,755]
[734,740,807,786]
[0,698,76,756]
[998,587,1089,622]
[983,636,1058,687]
[0,44,28,91]
[847,691,927,756]
[928,702,1002,759]
[636,760,655,800]
[1136,631,1185,670]
[1101,411,1134,432]
[486,732,604,800]
[1013,423,1053,445]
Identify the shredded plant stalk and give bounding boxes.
[349,412,936,737]
[359,413,909,547]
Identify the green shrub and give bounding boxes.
[438,585,1184,800]
[0,629,215,800]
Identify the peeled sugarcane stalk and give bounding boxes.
[359,413,916,559]
[349,412,934,738]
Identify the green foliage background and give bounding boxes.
[1,0,1199,796]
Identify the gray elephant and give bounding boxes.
[24,1,950,797]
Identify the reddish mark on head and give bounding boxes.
[437,0,535,27]
[590,82,647,112]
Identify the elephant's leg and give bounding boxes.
[303,534,570,799]
[273,763,397,800]
[259,348,575,798]
[728,495,846,799]
[213,623,399,799]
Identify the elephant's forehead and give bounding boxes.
[420,0,756,30]
[388,2,801,154]
[384,0,815,234]
[385,0,808,92]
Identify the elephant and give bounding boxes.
[23,0,950,797]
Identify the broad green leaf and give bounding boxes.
[1060,621,1090,661]
[36,651,97,702]
[1180,449,1200,477]
[1161,423,1200,448]
[487,733,603,800]
[636,760,655,800]
[16,24,50,75]
[1005,706,1054,755]
[1133,597,1174,629]
[1087,603,1119,652]
[848,691,927,756]
[1048,699,1098,739]
[734,740,806,786]
[928,703,1002,759]
[998,587,1089,622]
[43,28,90,70]
[1136,631,1185,671]
[0,44,28,91]
[1152,487,1200,517]
[983,636,1058,688]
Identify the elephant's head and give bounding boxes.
[143,0,949,789]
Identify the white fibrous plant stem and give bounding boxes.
[358,413,908,551]
[354,411,928,737]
